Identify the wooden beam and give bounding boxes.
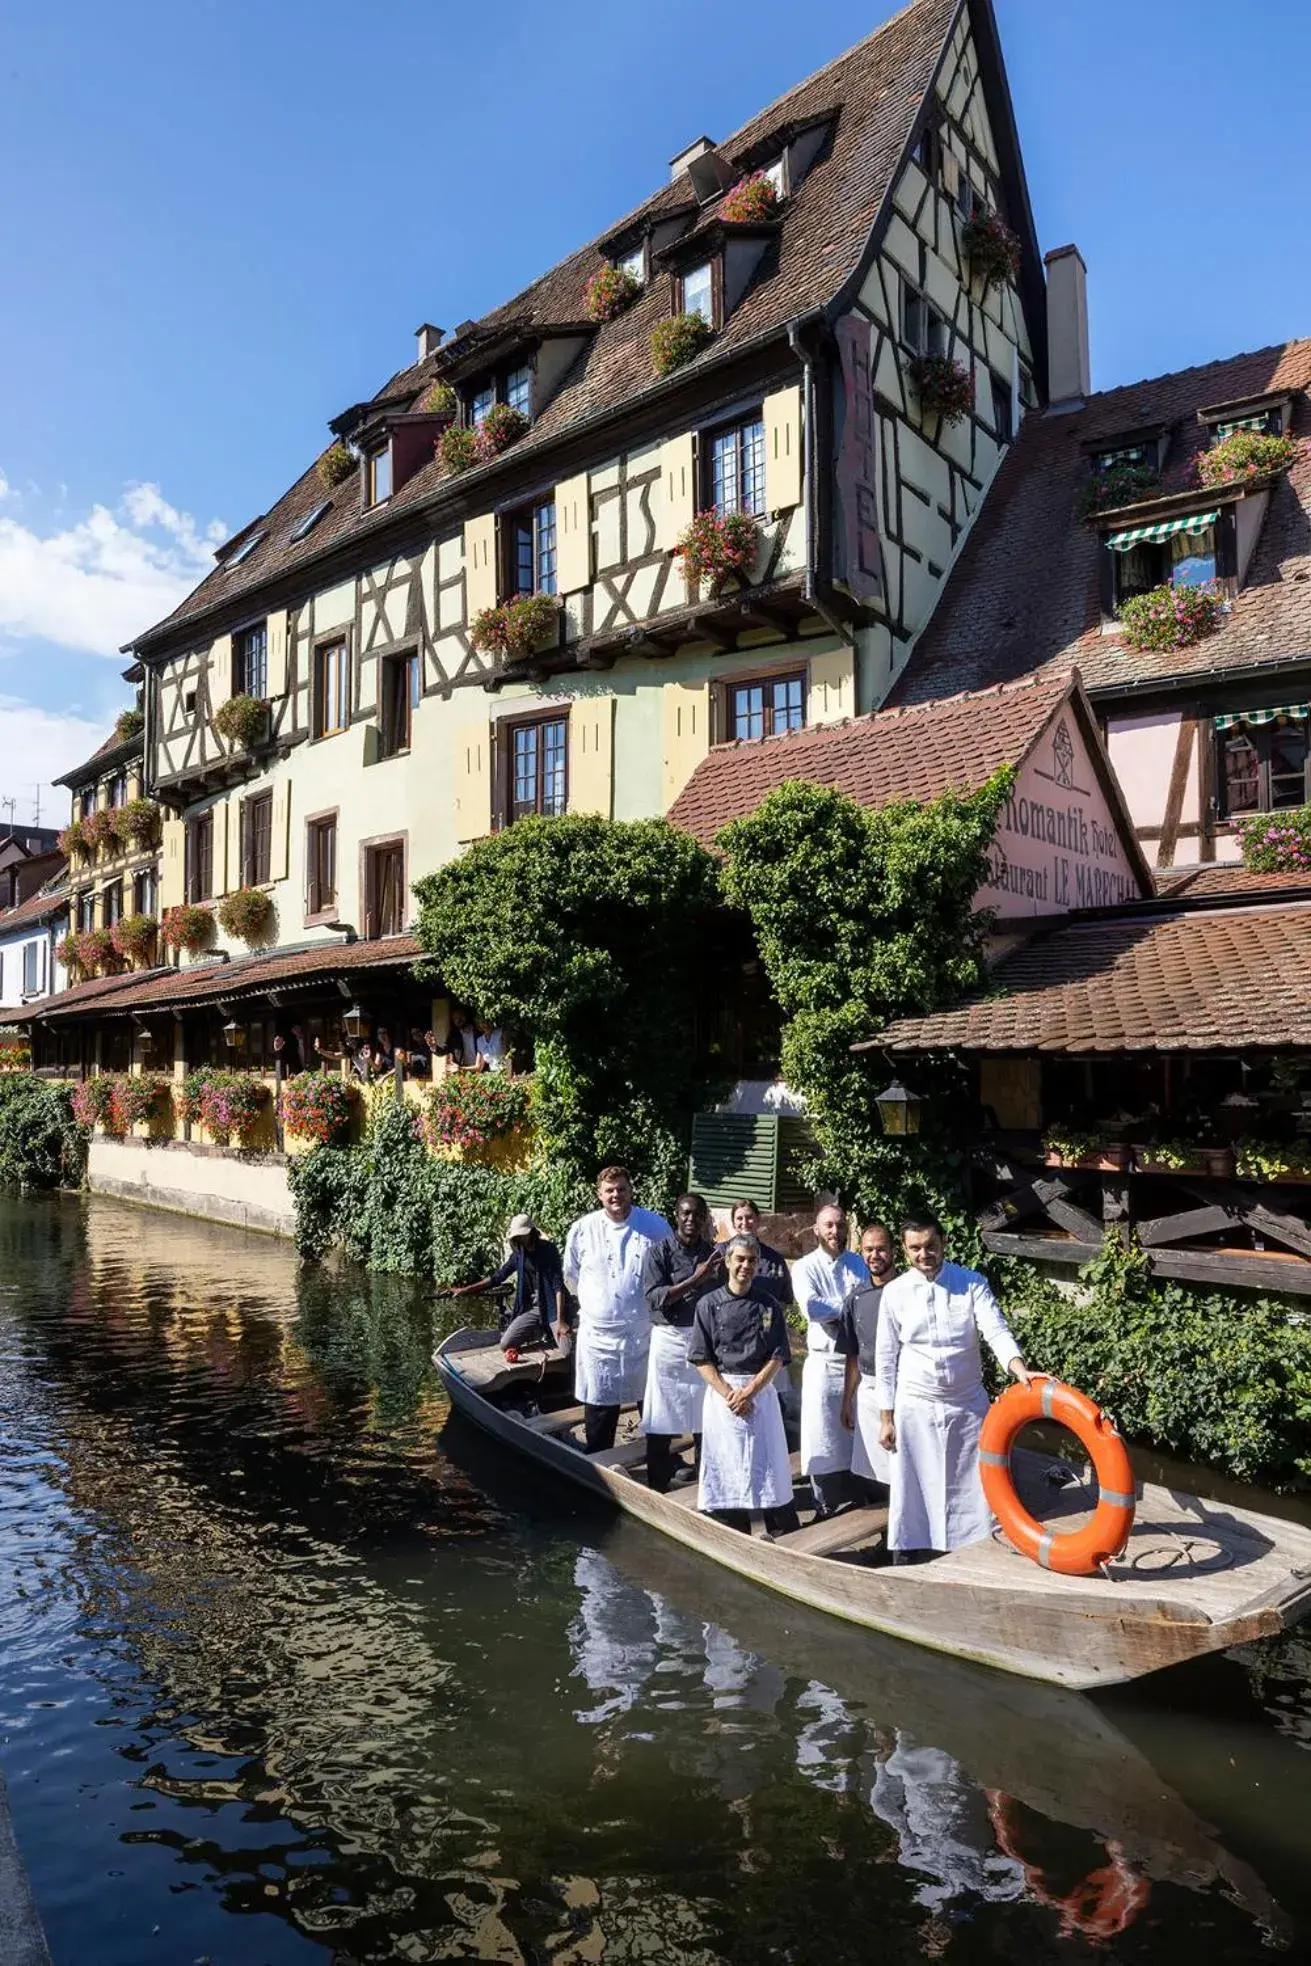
[1031,1176,1103,1242]
[983,1230,1101,1265]
[1150,1246,1311,1296]
[1138,1203,1239,1248]
[697,616,739,653]
[1243,1201,1311,1262]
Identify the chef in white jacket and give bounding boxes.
[791,1202,867,1518]
[563,1165,671,1455]
[876,1215,1031,1563]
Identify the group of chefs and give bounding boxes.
[464,1164,1032,1561]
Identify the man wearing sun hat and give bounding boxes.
[451,1211,569,1357]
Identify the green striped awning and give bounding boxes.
[1213,415,1270,439]
[1105,510,1219,551]
[1215,703,1310,732]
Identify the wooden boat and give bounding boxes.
[433,1328,1311,1691]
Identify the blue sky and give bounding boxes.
[1,0,1307,825]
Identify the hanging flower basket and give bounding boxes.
[651,312,714,378]
[438,424,479,475]
[110,798,159,848]
[71,1077,114,1130]
[56,932,83,977]
[72,928,116,976]
[1117,581,1222,653]
[474,404,529,463]
[908,353,973,425]
[57,819,86,859]
[421,1072,532,1152]
[417,380,457,420]
[213,692,268,749]
[80,809,117,852]
[1234,806,1311,874]
[197,1069,267,1147]
[318,441,355,489]
[107,1074,167,1137]
[719,172,781,224]
[113,707,144,743]
[1195,429,1300,489]
[1078,462,1163,519]
[673,511,760,591]
[110,913,158,964]
[176,1068,212,1126]
[584,263,642,323]
[217,885,275,944]
[160,904,215,955]
[469,593,562,661]
[961,208,1021,288]
[281,1071,355,1145]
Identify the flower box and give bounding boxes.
[908,353,973,425]
[216,885,275,945]
[673,511,760,593]
[80,809,117,852]
[469,593,562,661]
[1078,462,1163,520]
[1132,1144,1231,1177]
[651,312,713,378]
[474,404,528,462]
[1117,581,1221,654]
[110,799,159,849]
[113,707,144,743]
[71,928,116,977]
[318,441,355,489]
[197,1069,268,1147]
[281,1071,355,1146]
[960,208,1020,288]
[584,263,642,323]
[212,692,269,750]
[1234,806,1311,874]
[1043,1147,1131,1172]
[110,913,157,965]
[57,820,86,860]
[1195,429,1300,490]
[719,172,780,225]
[438,424,479,475]
[160,904,215,956]
[421,1072,532,1154]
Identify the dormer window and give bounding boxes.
[468,364,533,429]
[1107,512,1219,608]
[367,444,392,506]
[616,242,647,284]
[761,155,787,200]
[505,365,531,418]
[682,261,715,325]
[471,383,496,428]
[1093,442,1153,474]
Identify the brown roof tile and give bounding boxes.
[0,884,69,934]
[894,338,1311,702]
[30,935,421,1022]
[880,901,1311,1053]
[668,670,1074,845]
[1157,864,1311,900]
[134,0,960,650]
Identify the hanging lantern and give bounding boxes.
[222,1016,245,1052]
[135,1024,154,1053]
[341,1001,366,1041]
[875,1078,922,1136]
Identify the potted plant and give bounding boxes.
[438,423,479,475]
[1195,429,1300,490]
[318,441,355,489]
[1077,461,1163,519]
[1235,1137,1311,1182]
[216,885,275,945]
[80,808,117,852]
[719,172,781,224]
[113,707,144,743]
[1234,807,1311,874]
[71,1077,115,1131]
[197,1069,267,1147]
[160,904,215,956]
[1041,1124,1129,1169]
[1133,1137,1199,1174]
[72,928,115,976]
[56,932,83,978]
[421,1072,532,1153]
[176,1067,213,1127]
[417,379,457,421]
[673,511,760,593]
[1118,582,1222,654]
[908,352,973,425]
[469,593,562,661]
[57,819,86,859]
[281,1071,355,1145]
[473,404,529,463]
[111,798,159,848]
[960,208,1021,288]
[213,692,269,749]
[111,913,158,965]
[651,312,714,378]
[108,1074,167,1138]
[584,263,642,323]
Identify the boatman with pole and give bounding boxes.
[791,1202,867,1518]
[688,1233,801,1536]
[563,1166,672,1454]
[641,1193,722,1492]
[875,1215,1031,1564]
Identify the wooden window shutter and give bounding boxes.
[266,609,289,697]
[158,816,186,912]
[807,647,856,725]
[270,782,291,882]
[208,633,233,715]
[463,513,499,619]
[568,696,615,817]
[763,384,803,514]
[660,680,711,808]
[654,433,695,551]
[215,799,235,896]
[453,722,492,842]
[554,472,591,594]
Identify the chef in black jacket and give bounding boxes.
[688,1235,801,1536]
[641,1194,722,1492]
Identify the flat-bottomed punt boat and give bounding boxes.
[434,1327,1311,1690]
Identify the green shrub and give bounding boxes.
[0,1076,86,1191]
[318,442,355,489]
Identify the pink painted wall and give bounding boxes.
[1106,711,1180,831]
[979,705,1145,916]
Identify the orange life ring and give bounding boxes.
[979,1376,1135,1576]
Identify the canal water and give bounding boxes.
[1,1196,1309,1964]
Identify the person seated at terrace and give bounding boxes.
[272,1024,307,1076]
[473,1018,508,1073]
[688,1234,801,1537]
[450,1213,569,1357]
[406,1028,433,1076]
[371,1026,398,1077]
[437,1005,477,1070]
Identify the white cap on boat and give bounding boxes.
[507,1213,537,1240]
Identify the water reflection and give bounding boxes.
[0,1194,1305,1961]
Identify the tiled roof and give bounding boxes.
[668,670,1074,845]
[880,900,1311,1052]
[28,934,421,1022]
[133,0,962,650]
[55,724,143,789]
[894,338,1311,701]
[0,883,68,936]
[1157,864,1311,900]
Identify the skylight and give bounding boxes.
[290,500,331,543]
[226,530,266,567]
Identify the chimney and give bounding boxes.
[1044,246,1090,412]
[414,322,445,361]
[668,135,716,183]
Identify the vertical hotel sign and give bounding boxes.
[832,314,884,605]
[981,709,1144,917]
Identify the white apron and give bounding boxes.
[641,1322,705,1436]
[575,1322,650,1407]
[698,1376,792,1513]
[850,1377,893,1486]
[800,1352,852,1477]
[889,1387,992,1552]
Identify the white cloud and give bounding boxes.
[0,476,226,660]
[0,697,109,832]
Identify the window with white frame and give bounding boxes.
[707,414,766,518]
[682,261,714,324]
